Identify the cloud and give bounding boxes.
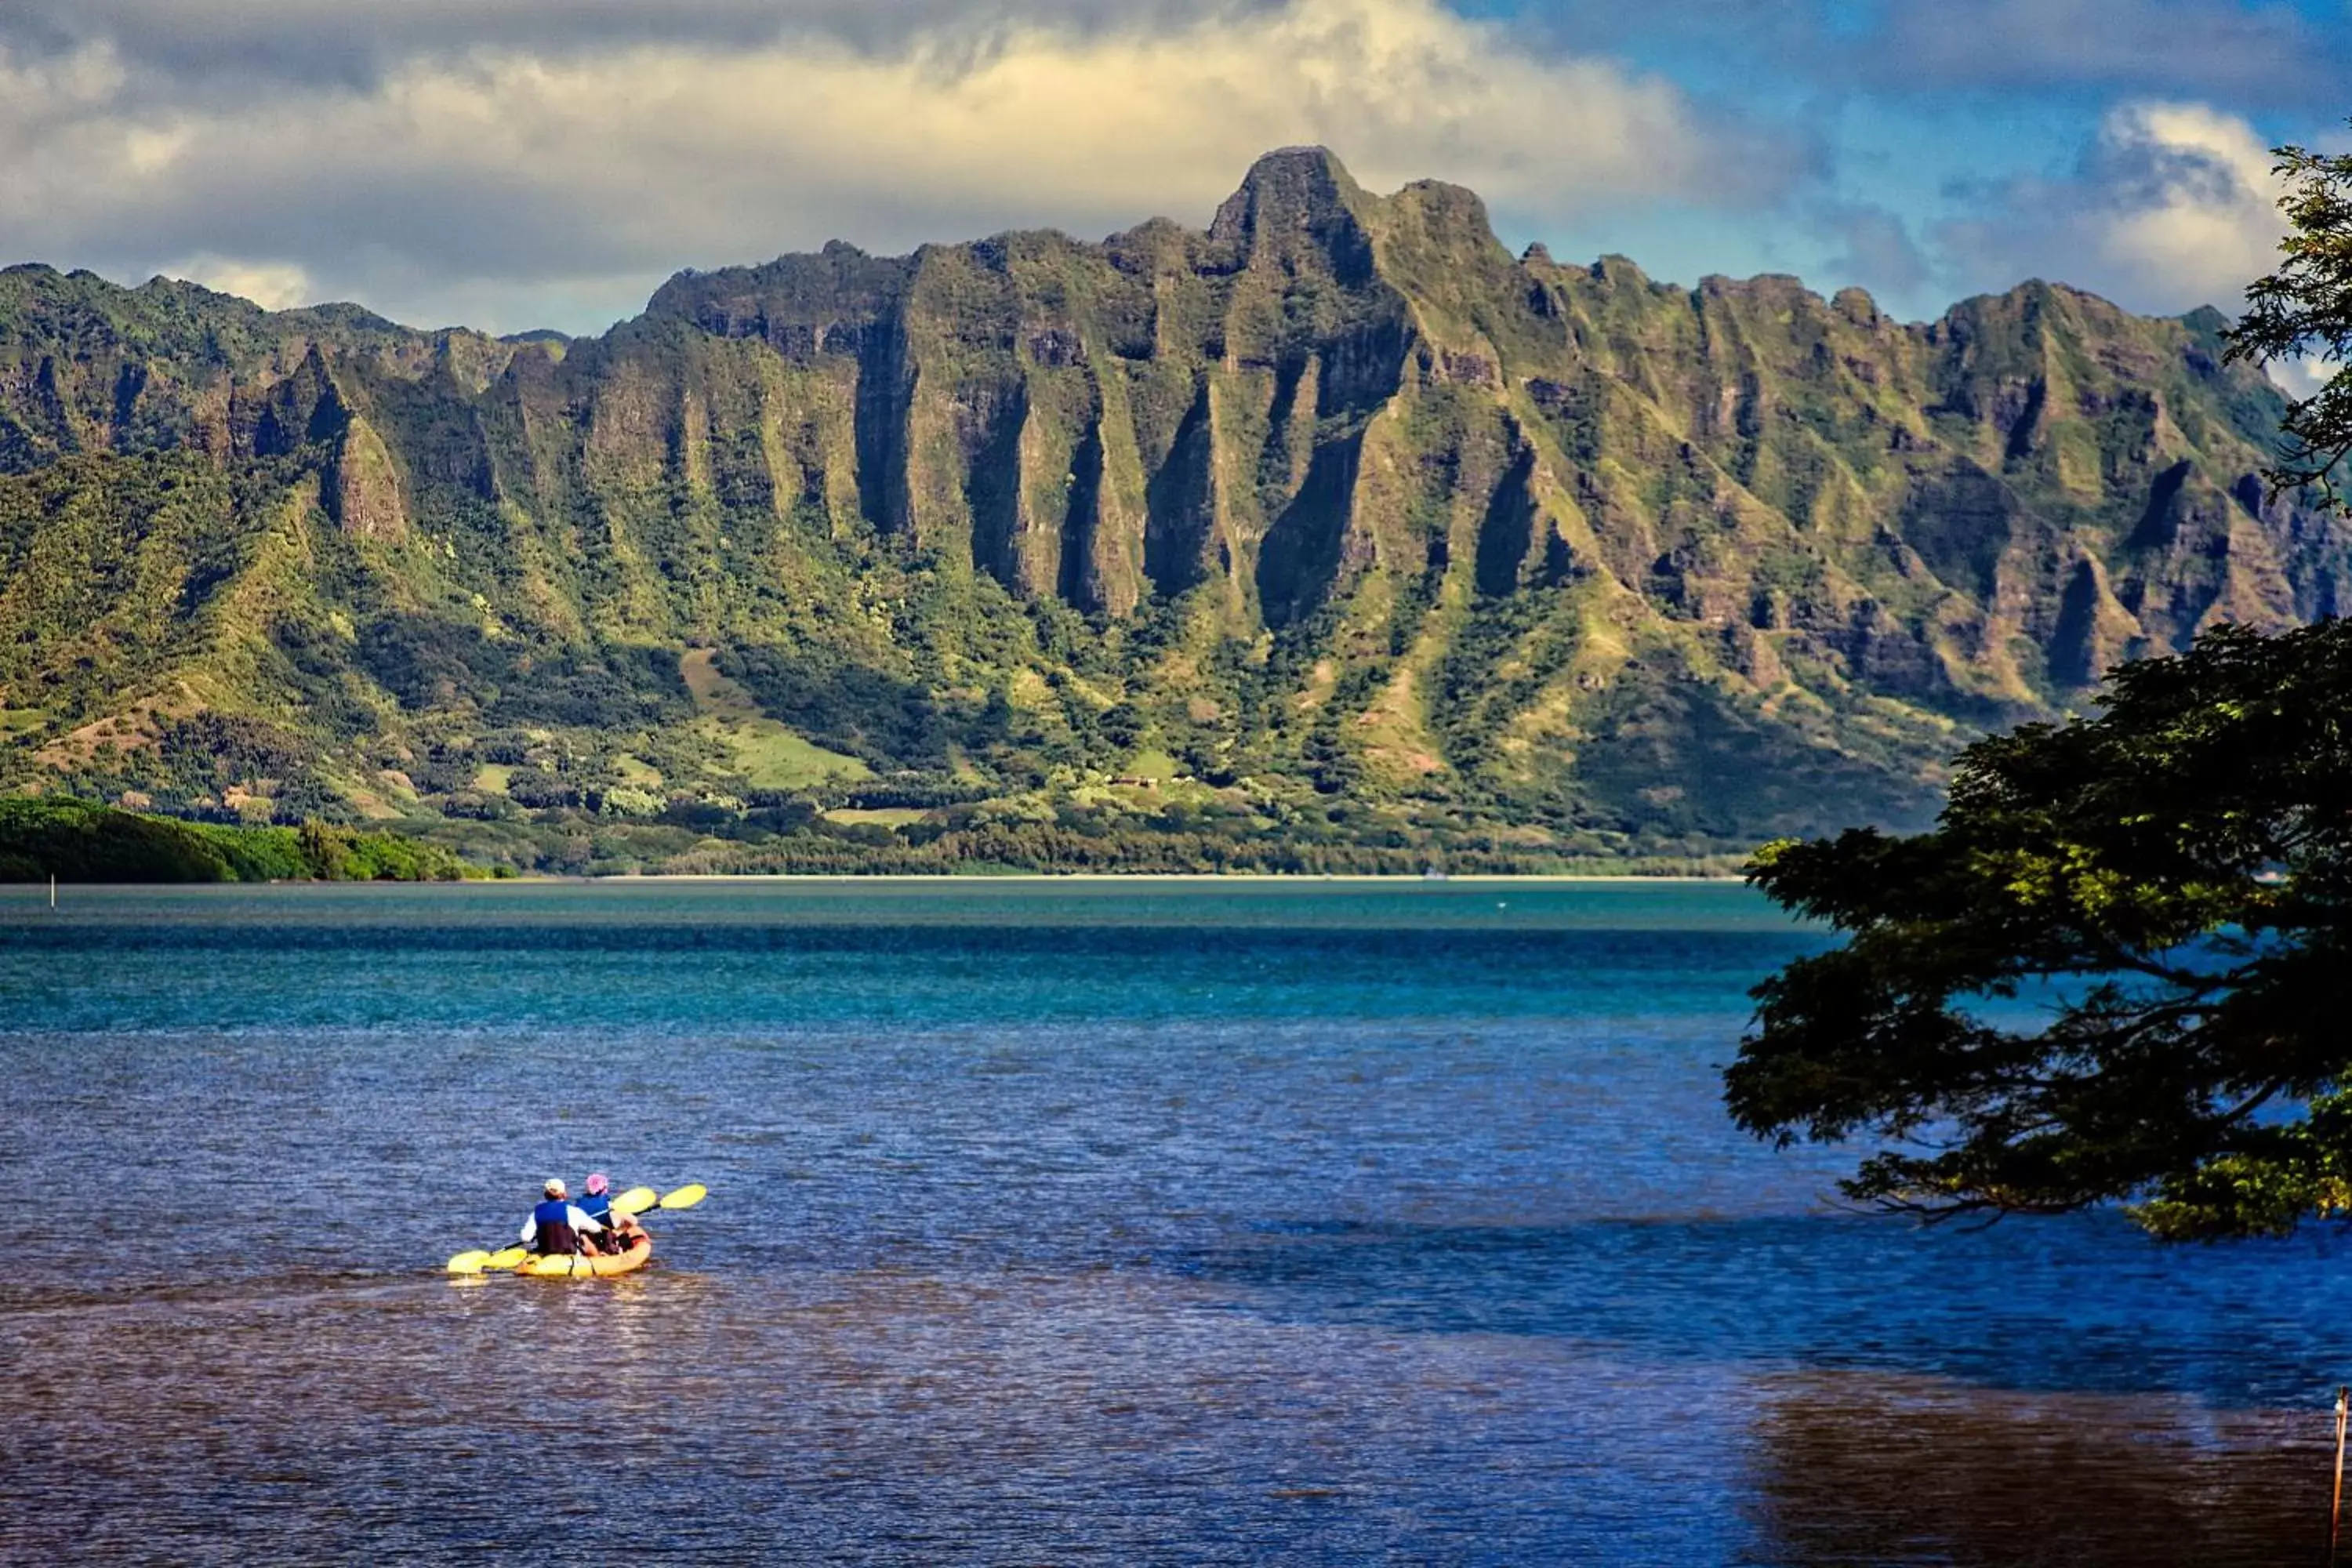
[1817,203,1931,299]
[1936,100,2292,316]
[162,256,316,311]
[2081,104,2290,305]
[0,0,1753,334]
[2270,356,2341,400]
[1859,0,2336,105]
[0,1,1260,87]
[1488,0,2349,109]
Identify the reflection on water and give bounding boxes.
[1744,1374,2324,1567]
[9,1269,2329,1564]
[6,1265,1719,1560]
[2,883,2341,1563]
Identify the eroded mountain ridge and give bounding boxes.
[0,147,2334,869]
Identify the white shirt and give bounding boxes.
[520,1202,604,1245]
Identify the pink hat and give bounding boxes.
[586,1172,609,1195]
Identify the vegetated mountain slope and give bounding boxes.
[0,147,2336,872]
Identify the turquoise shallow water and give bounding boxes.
[0,880,2337,1563]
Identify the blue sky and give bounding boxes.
[1470,0,2350,330]
[0,0,2343,342]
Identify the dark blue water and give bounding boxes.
[0,881,2336,1564]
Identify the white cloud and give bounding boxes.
[162,255,315,311]
[0,0,1746,333]
[2270,355,2340,400]
[2080,102,2288,306]
[1937,100,2292,316]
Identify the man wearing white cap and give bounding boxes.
[520,1178,605,1257]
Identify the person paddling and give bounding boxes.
[521,1178,604,1256]
[577,1172,619,1254]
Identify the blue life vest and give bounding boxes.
[578,1192,612,1222]
[531,1197,580,1254]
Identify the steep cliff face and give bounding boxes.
[0,149,2336,858]
[638,148,1416,627]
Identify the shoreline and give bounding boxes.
[177,870,1750,887]
[2,799,1761,887]
[529,870,1748,884]
[7,870,1756,892]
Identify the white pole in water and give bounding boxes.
[49,873,55,910]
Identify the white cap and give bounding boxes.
[544,1178,567,1198]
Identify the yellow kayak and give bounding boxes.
[514,1234,652,1279]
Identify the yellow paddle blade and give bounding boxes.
[611,1186,658,1217]
[445,1250,491,1275]
[658,1183,708,1210]
[486,1247,530,1269]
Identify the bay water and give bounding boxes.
[0,880,2336,1563]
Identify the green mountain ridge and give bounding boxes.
[0,147,2338,873]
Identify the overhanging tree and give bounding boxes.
[1729,118,2352,1243]
[1727,622,2352,1240]
[2226,129,2352,507]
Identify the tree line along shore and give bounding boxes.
[0,797,477,882]
[0,794,1748,881]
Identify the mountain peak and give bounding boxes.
[1217,147,1363,223]
[1209,147,1374,276]
[1243,144,1354,180]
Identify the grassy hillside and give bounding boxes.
[0,147,2337,874]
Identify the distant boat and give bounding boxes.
[1421,867,1447,881]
